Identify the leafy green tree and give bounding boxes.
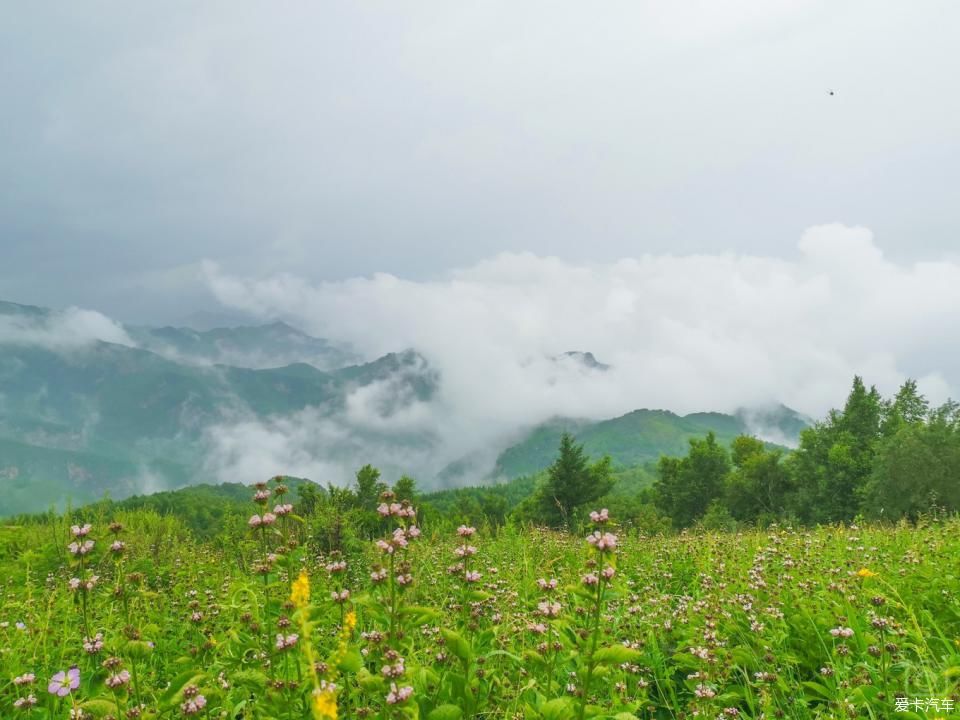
[863,399,960,518]
[881,378,930,436]
[297,482,322,516]
[700,499,737,532]
[392,474,418,503]
[724,435,791,522]
[654,432,731,528]
[355,464,386,511]
[535,433,614,529]
[351,464,386,539]
[787,376,882,523]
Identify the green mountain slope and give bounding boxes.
[0,437,191,514]
[0,299,439,515]
[493,405,807,479]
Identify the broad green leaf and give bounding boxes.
[160,671,207,704]
[337,648,364,673]
[592,645,642,666]
[428,704,463,720]
[541,697,575,720]
[441,628,473,662]
[79,699,120,718]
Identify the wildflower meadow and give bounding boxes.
[1,475,959,719]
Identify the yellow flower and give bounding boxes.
[291,571,311,608]
[856,568,877,578]
[344,610,357,633]
[312,689,338,720]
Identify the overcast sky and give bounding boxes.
[2,1,959,324]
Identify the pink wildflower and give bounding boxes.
[386,683,414,704]
[589,508,610,524]
[537,578,559,591]
[586,531,618,552]
[275,633,299,650]
[105,670,131,688]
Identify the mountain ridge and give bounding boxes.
[0,298,809,516]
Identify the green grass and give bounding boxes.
[1,492,957,719]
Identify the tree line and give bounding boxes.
[651,377,960,529]
[494,376,958,532]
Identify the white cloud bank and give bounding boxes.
[0,307,136,349]
[196,224,960,485]
[204,224,958,415]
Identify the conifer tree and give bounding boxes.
[537,433,613,529]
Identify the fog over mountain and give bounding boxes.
[204,224,958,423]
[1,288,816,515]
[3,220,958,514]
[2,2,958,516]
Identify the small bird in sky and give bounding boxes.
[827,89,837,96]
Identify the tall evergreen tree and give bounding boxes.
[536,432,613,529]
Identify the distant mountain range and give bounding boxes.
[127,321,361,370]
[0,300,438,514]
[0,299,810,515]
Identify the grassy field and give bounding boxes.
[1,482,958,719]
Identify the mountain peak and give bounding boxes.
[557,351,611,371]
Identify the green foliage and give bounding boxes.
[355,464,386,511]
[788,376,882,524]
[652,376,960,529]
[862,400,960,519]
[699,499,737,532]
[492,406,804,480]
[724,436,792,522]
[534,433,614,528]
[393,474,418,503]
[654,432,731,527]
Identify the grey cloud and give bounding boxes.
[2,1,959,321]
